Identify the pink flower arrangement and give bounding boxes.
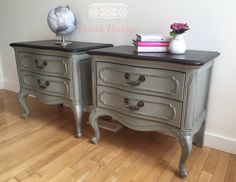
[170,23,190,37]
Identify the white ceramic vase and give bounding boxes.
[168,34,186,54]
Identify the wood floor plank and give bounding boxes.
[27,139,93,181]
[211,151,230,182]
[202,148,221,174]
[30,128,118,181]
[48,167,76,182]
[87,132,140,182]
[0,136,78,181]
[131,137,175,182]
[223,154,236,182]
[197,171,212,182]
[158,148,181,182]
[0,90,235,182]
[0,118,74,174]
[70,130,132,181]
[116,138,168,182]
[20,173,42,182]
[143,140,180,182]
[102,135,153,182]
[5,178,18,182]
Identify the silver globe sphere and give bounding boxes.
[47,5,78,46]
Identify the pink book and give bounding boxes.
[133,40,169,47]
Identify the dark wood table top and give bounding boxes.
[10,40,113,53]
[88,45,220,66]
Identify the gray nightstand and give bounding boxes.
[88,46,220,177]
[10,40,112,137]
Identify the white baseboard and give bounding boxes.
[204,132,236,154]
[1,81,19,93]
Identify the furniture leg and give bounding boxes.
[178,134,192,178]
[194,121,205,147]
[18,91,30,120]
[72,104,83,137]
[89,109,100,144]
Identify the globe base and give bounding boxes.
[55,37,72,47]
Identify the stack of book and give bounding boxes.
[133,34,171,53]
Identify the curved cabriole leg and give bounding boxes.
[89,109,100,144]
[18,91,29,120]
[178,134,192,178]
[72,104,83,138]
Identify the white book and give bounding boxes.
[136,34,171,42]
[135,46,168,53]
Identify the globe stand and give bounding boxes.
[55,37,72,47]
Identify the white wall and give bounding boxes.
[0,0,236,153]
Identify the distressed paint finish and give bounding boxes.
[12,48,91,137]
[88,46,219,177]
[11,41,112,137]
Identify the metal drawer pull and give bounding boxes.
[35,59,48,70]
[124,98,144,111]
[124,73,145,86]
[37,79,50,89]
[124,73,130,80]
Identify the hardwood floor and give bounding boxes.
[0,90,235,182]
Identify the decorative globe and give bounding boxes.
[47,5,78,46]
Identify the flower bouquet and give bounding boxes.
[170,23,190,37]
[168,22,190,54]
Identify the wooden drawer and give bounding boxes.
[96,62,185,101]
[18,52,69,78]
[97,86,182,128]
[21,71,71,99]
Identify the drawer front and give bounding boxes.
[97,86,182,128]
[21,71,71,99]
[19,52,69,78]
[97,62,185,101]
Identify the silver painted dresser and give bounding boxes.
[10,40,113,137]
[87,46,220,177]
